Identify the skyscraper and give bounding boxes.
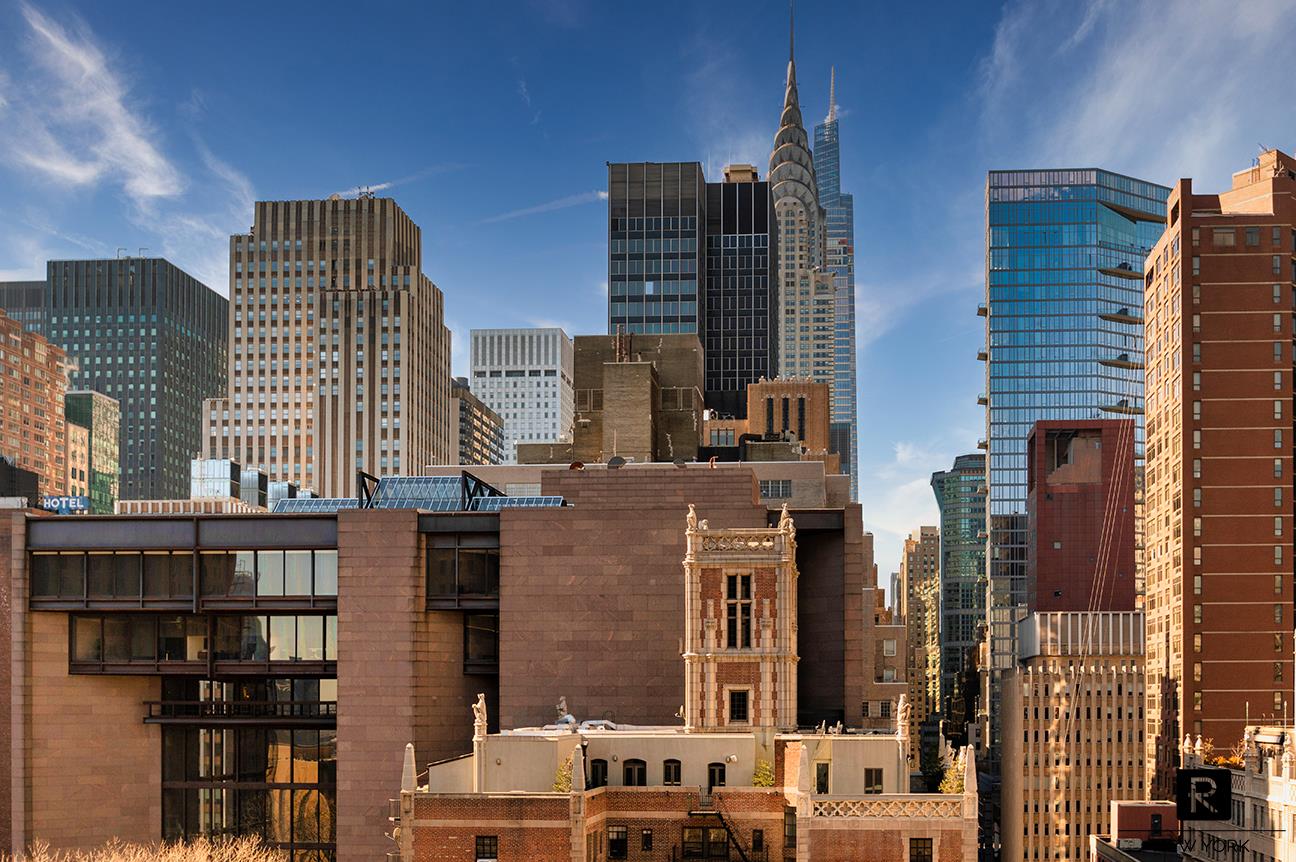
[0,308,69,496]
[450,378,504,466]
[469,328,574,464]
[64,391,120,514]
[203,196,453,497]
[899,525,941,763]
[982,168,1167,759]
[814,68,859,501]
[702,165,778,418]
[769,20,835,393]
[1142,148,1296,796]
[607,162,705,336]
[930,453,986,731]
[3,258,227,500]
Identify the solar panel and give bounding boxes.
[473,495,565,511]
[370,476,462,509]
[273,498,359,513]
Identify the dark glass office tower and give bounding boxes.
[702,167,778,418]
[930,452,986,736]
[0,281,48,333]
[814,69,859,501]
[607,162,705,336]
[10,258,229,500]
[982,168,1167,758]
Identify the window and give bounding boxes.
[641,830,653,852]
[623,759,646,787]
[1247,227,1261,246]
[759,479,791,499]
[589,759,608,788]
[1192,400,1201,420]
[1276,458,1284,478]
[864,768,883,794]
[1275,255,1283,275]
[475,836,498,862]
[1194,633,1202,653]
[784,809,797,848]
[815,761,830,794]
[880,700,892,718]
[608,826,628,860]
[726,574,752,649]
[663,759,681,786]
[751,830,764,852]
[910,837,934,862]
[728,689,750,724]
[1277,429,1284,449]
[883,639,897,656]
[707,762,726,791]
[1277,518,1285,537]
[1277,371,1285,391]
[1192,256,1200,275]
[1276,604,1284,625]
[1278,487,1285,508]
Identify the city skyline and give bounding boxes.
[0,0,1292,573]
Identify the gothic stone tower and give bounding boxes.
[682,505,799,734]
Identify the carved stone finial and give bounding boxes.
[686,504,699,533]
[1194,734,1204,756]
[778,503,794,537]
[472,692,488,739]
[897,694,912,736]
[1182,734,1193,756]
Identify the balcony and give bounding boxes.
[976,349,987,362]
[976,304,987,317]
[977,393,987,406]
[1098,264,1143,281]
[1099,353,1144,370]
[976,439,988,450]
[143,699,337,727]
[1101,399,1143,416]
[1099,307,1143,325]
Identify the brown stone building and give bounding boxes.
[202,196,454,498]
[1001,612,1145,862]
[517,331,704,466]
[703,377,840,475]
[0,465,890,860]
[1142,148,1296,796]
[1025,420,1136,613]
[393,512,978,862]
[899,526,940,762]
[0,309,70,496]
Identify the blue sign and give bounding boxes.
[39,495,90,515]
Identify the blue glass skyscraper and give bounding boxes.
[982,168,1168,758]
[813,69,859,501]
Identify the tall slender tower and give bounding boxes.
[769,11,836,395]
[203,196,453,497]
[813,67,859,500]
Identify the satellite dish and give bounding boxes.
[569,461,585,471]
[673,458,687,469]
[607,456,626,470]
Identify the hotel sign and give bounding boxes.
[39,495,90,515]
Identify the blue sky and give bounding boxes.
[0,0,1294,584]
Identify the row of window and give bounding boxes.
[69,614,338,666]
[30,550,339,602]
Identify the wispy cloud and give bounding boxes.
[6,1,183,203]
[334,163,468,198]
[0,3,256,294]
[479,190,607,224]
[682,36,772,179]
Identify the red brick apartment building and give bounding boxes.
[393,511,978,862]
[1142,148,1296,797]
[1025,419,1136,612]
[0,462,903,861]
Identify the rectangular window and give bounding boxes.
[641,830,653,852]
[1193,517,1202,538]
[608,826,628,860]
[1276,400,1284,420]
[1194,633,1202,653]
[815,762,830,794]
[1274,255,1283,275]
[758,479,792,499]
[728,689,750,724]
[1193,371,1201,391]
[1192,256,1200,275]
[1193,574,1202,595]
[864,768,883,794]
[1276,458,1284,478]
[751,830,764,852]
[1276,517,1284,537]
[1246,227,1261,246]
[910,838,934,862]
[1277,429,1285,449]
[663,759,681,786]
[475,836,498,862]
[1277,487,1284,508]
[1276,604,1284,624]
[726,574,752,649]
[784,809,797,849]
[883,639,897,657]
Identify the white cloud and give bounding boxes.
[683,41,773,179]
[479,190,607,224]
[7,2,183,203]
[333,164,468,199]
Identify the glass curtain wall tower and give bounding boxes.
[930,452,986,740]
[813,67,859,500]
[982,168,1168,759]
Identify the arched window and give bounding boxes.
[707,762,726,792]
[589,758,608,788]
[623,759,646,786]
